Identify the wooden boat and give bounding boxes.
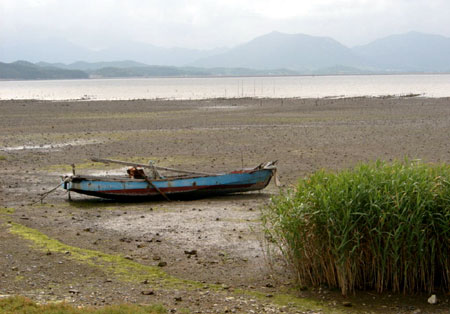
[62,158,278,200]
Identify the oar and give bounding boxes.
[143,176,170,201]
[91,158,217,176]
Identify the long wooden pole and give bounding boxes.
[143,176,170,201]
[91,158,217,176]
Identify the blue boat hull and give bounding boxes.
[64,168,274,200]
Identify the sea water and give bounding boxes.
[1,74,450,100]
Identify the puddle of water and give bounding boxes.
[0,139,100,152]
[202,106,242,110]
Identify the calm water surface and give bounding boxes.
[1,74,450,100]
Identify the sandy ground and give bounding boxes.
[0,97,449,313]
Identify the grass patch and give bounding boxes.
[53,110,190,121]
[262,159,450,295]
[8,222,199,288]
[0,295,166,314]
[0,207,15,215]
[14,275,24,282]
[233,288,344,313]
[0,155,7,161]
[7,222,339,313]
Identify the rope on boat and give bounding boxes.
[30,177,70,205]
[273,167,281,187]
[258,160,281,187]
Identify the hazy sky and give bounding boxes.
[1,0,450,50]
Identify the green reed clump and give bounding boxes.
[262,160,450,295]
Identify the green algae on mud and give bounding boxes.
[7,222,340,313]
[52,109,191,121]
[233,288,346,314]
[0,207,15,215]
[0,208,15,222]
[0,295,167,314]
[8,222,196,288]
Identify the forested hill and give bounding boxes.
[0,61,88,80]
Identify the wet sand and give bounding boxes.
[1,97,449,313]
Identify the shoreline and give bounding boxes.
[2,74,450,100]
[1,93,447,102]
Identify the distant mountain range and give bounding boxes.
[1,31,450,80]
[0,37,225,66]
[191,31,450,73]
[0,60,298,80]
[352,32,450,72]
[191,32,366,71]
[36,60,150,71]
[0,61,88,80]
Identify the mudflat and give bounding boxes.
[1,97,449,313]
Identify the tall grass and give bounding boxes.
[262,160,450,295]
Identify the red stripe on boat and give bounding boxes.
[95,183,262,195]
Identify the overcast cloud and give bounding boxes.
[1,0,450,50]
